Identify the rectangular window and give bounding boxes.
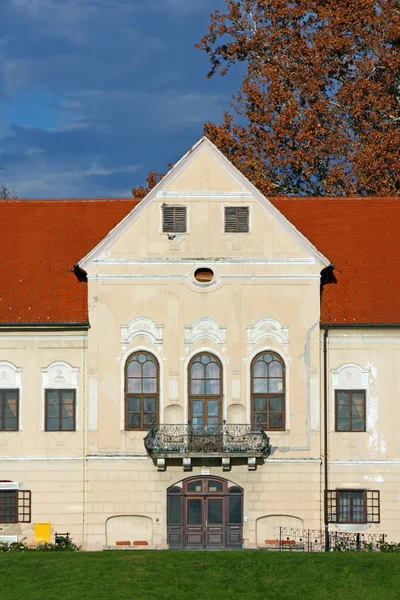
[45,389,76,431]
[0,389,19,431]
[162,206,187,233]
[224,207,249,233]
[0,490,31,523]
[335,390,366,431]
[326,490,380,524]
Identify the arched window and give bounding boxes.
[188,353,222,431]
[251,351,285,430]
[125,352,159,431]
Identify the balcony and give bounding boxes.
[144,422,271,471]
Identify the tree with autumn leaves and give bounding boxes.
[133,0,400,198]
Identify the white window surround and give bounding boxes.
[120,346,164,431]
[183,347,227,425]
[159,202,190,235]
[121,317,164,345]
[184,318,227,346]
[41,361,79,432]
[221,203,252,234]
[246,318,290,346]
[0,361,22,431]
[0,481,19,490]
[330,363,370,432]
[245,346,290,430]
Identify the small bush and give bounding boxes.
[0,538,80,552]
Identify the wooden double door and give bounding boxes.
[167,477,243,549]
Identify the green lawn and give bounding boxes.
[1,550,399,600]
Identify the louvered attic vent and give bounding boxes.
[224,207,249,233]
[163,206,187,233]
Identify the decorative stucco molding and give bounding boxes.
[331,363,370,389]
[121,317,164,345]
[184,318,227,345]
[246,318,289,346]
[41,361,79,388]
[0,361,22,388]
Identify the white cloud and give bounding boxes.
[11,158,142,198]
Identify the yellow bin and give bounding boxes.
[34,523,51,544]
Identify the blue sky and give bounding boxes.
[0,0,241,198]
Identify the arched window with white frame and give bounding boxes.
[125,351,159,431]
[251,351,285,430]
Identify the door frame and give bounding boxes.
[167,476,244,549]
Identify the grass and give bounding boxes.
[1,550,399,600]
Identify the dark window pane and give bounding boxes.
[253,379,268,393]
[46,417,59,431]
[191,362,204,379]
[229,487,242,494]
[337,417,350,431]
[5,417,17,430]
[169,486,182,494]
[269,413,283,428]
[4,393,17,431]
[208,481,223,493]
[0,491,17,523]
[269,396,283,412]
[269,362,283,377]
[187,499,202,525]
[62,397,74,418]
[128,413,141,429]
[168,496,182,525]
[206,379,220,394]
[143,378,157,393]
[208,499,223,524]
[229,496,242,524]
[127,360,141,378]
[207,401,219,417]
[144,397,156,412]
[128,397,141,412]
[253,361,267,378]
[127,379,142,393]
[143,361,156,378]
[187,481,202,493]
[337,391,350,406]
[254,413,267,425]
[268,378,284,393]
[191,380,205,395]
[143,413,156,425]
[192,400,203,417]
[61,417,74,431]
[254,397,267,411]
[206,363,220,379]
[47,403,59,418]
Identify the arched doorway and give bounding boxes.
[167,476,243,549]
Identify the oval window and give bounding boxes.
[194,268,214,283]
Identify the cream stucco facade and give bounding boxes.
[1,138,399,550]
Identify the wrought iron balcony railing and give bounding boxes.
[144,422,271,458]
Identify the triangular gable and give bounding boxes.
[78,137,330,270]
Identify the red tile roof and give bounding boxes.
[0,196,398,326]
[0,198,138,324]
[271,197,400,324]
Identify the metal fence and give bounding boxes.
[265,527,386,552]
[144,422,271,456]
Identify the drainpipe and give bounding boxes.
[323,324,330,551]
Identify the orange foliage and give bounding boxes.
[134,1,400,197]
[197,0,400,196]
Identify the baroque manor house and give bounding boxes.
[0,137,399,549]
